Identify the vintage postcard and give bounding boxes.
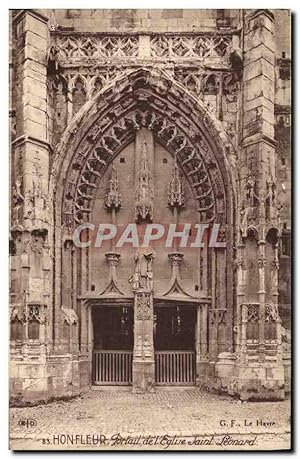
[9,8,291,451]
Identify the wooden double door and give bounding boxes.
[92,304,196,385]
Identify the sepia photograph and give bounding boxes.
[8,7,291,451]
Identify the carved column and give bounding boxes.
[196,302,209,383]
[236,9,284,399]
[11,11,52,359]
[257,246,266,360]
[240,9,277,359]
[235,246,246,357]
[131,248,155,393]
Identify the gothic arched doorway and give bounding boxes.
[50,67,237,391]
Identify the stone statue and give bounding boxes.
[130,247,156,292]
[246,176,256,208]
[12,177,24,227]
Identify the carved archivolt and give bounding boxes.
[62,108,226,229]
[51,68,235,238]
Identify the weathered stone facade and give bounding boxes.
[10,9,291,403]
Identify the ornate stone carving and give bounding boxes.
[31,229,48,255]
[61,306,78,325]
[52,32,232,64]
[54,35,139,61]
[246,176,258,208]
[12,177,24,228]
[257,256,266,269]
[60,70,227,228]
[130,247,156,292]
[247,303,259,323]
[202,73,221,95]
[234,257,245,271]
[10,302,26,324]
[135,141,154,222]
[168,252,184,267]
[223,72,240,102]
[168,158,184,208]
[161,252,193,298]
[105,166,122,209]
[63,107,224,226]
[150,34,232,59]
[99,252,124,295]
[72,76,87,114]
[136,292,152,320]
[265,303,280,323]
[28,304,47,324]
[150,36,169,57]
[272,258,280,270]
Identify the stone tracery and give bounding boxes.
[61,95,228,230]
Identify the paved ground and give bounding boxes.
[10,388,291,451]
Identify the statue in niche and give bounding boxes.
[240,175,260,235]
[12,177,24,228]
[135,141,154,222]
[240,206,249,238]
[129,247,156,292]
[246,176,257,208]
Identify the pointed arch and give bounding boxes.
[50,67,237,237]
